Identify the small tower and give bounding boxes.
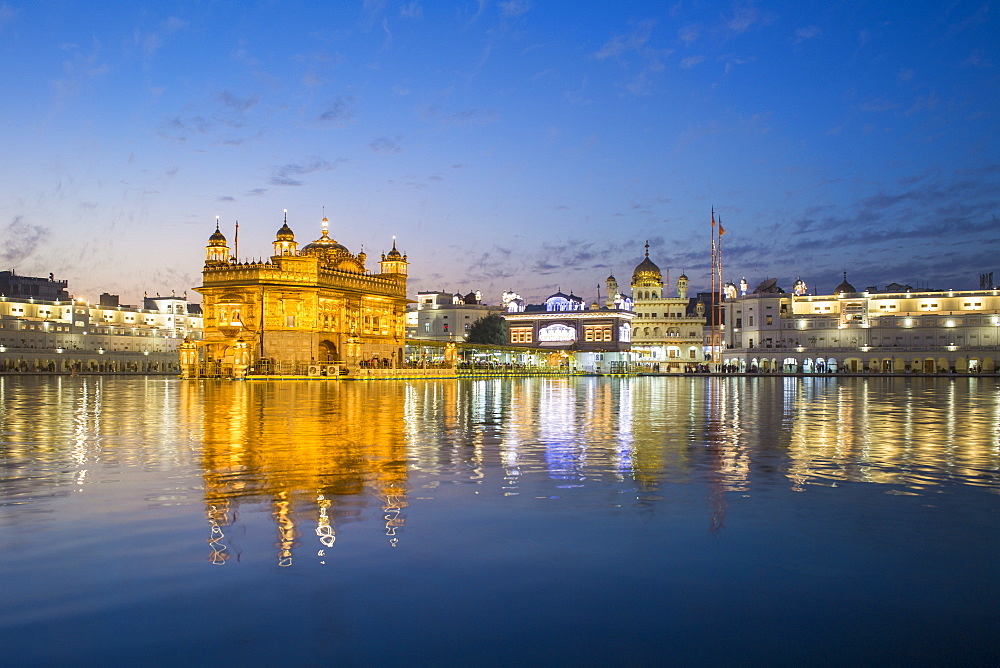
[605,273,619,309]
[205,220,230,265]
[380,237,408,276]
[272,210,298,257]
[677,271,689,299]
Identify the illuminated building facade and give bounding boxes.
[0,271,202,373]
[722,274,1000,373]
[406,289,501,341]
[502,289,634,373]
[629,243,707,371]
[191,214,408,376]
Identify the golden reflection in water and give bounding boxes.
[178,376,998,567]
[783,378,1000,490]
[180,380,410,566]
[0,376,198,518]
[4,376,995,564]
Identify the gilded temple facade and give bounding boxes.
[189,214,409,377]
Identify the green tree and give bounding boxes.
[465,313,508,345]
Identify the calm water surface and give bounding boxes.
[1,375,998,665]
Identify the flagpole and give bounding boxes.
[716,218,724,369]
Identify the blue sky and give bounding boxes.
[1,1,996,304]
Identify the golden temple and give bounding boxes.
[184,213,409,377]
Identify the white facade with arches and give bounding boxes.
[722,281,1000,374]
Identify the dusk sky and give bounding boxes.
[1,1,997,305]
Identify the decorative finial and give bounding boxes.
[644,240,649,258]
[215,215,220,231]
[283,209,287,223]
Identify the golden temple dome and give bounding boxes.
[631,241,662,286]
[275,211,295,241]
[383,238,405,261]
[300,217,350,256]
[208,224,227,245]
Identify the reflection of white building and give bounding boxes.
[502,288,634,373]
[0,273,203,374]
[406,290,500,341]
[722,274,1000,373]
[628,243,707,371]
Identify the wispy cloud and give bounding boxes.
[400,1,422,18]
[594,19,655,61]
[217,90,259,113]
[680,55,704,69]
[965,50,992,68]
[793,25,821,43]
[270,157,342,186]
[724,166,1000,290]
[678,24,701,44]
[859,97,897,112]
[419,104,498,126]
[2,215,48,262]
[499,0,531,18]
[593,19,672,94]
[370,136,402,154]
[725,6,760,34]
[318,96,356,124]
[137,16,189,60]
[50,37,111,109]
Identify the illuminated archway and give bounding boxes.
[318,340,338,362]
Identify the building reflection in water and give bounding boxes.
[0,376,1000,566]
[180,375,1000,565]
[0,376,198,523]
[181,380,410,567]
[7,375,994,564]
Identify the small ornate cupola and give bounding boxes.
[272,210,298,257]
[631,241,664,289]
[380,236,408,276]
[605,272,619,308]
[677,271,689,299]
[206,217,230,265]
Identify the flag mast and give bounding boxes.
[710,208,718,370]
[709,209,726,370]
[716,217,725,369]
